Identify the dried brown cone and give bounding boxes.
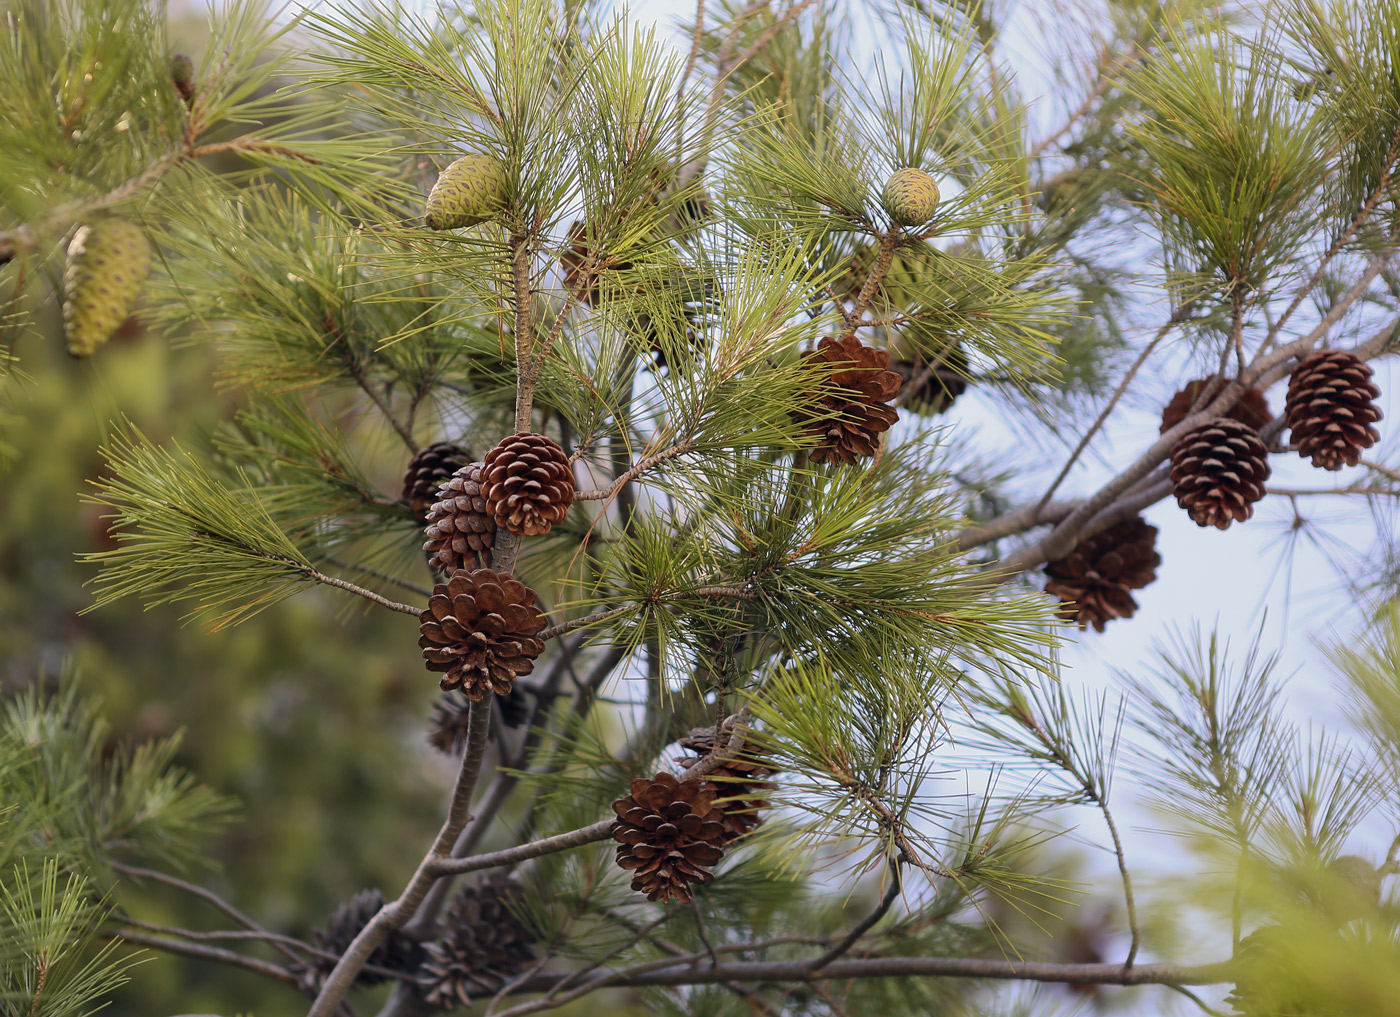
[611,772,726,903]
[1285,350,1384,471]
[1169,419,1271,530]
[417,875,535,1009]
[419,569,548,700]
[1043,518,1161,632]
[297,889,423,992]
[480,432,575,536]
[423,463,495,572]
[1160,378,1272,434]
[799,333,903,464]
[890,343,969,416]
[561,220,635,305]
[403,442,474,523]
[674,725,776,843]
[428,685,531,753]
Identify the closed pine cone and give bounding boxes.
[1159,378,1272,434]
[403,442,474,522]
[298,889,423,992]
[1169,419,1270,530]
[799,333,903,464]
[1043,518,1160,632]
[611,772,726,903]
[417,876,534,1008]
[560,220,634,305]
[419,569,548,700]
[423,463,495,571]
[674,724,775,843]
[480,432,575,536]
[1285,350,1383,470]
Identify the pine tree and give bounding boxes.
[3,0,1400,1016]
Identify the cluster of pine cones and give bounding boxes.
[296,876,536,1007]
[402,431,574,702]
[1044,352,1384,631]
[404,436,777,905]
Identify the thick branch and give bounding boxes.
[307,699,493,1017]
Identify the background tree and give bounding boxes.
[2,0,1399,1016]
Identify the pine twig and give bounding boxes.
[807,859,901,972]
[110,862,305,967]
[306,569,420,617]
[108,930,299,988]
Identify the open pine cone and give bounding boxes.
[419,569,548,700]
[1159,378,1272,434]
[1285,350,1383,470]
[890,342,969,416]
[423,462,495,571]
[674,725,776,843]
[297,889,423,992]
[799,333,903,464]
[480,432,575,536]
[611,772,726,903]
[417,876,534,1008]
[1169,419,1270,529]
[403,442,474,522]
[1043,518,1161,632]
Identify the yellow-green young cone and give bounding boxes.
[881,167,940,227]
[63,218,152,358]
[425,154,508,230]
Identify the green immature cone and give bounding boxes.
[425,154,508,230]
[62,218,152,358]
[881,167,940,227]
[170,53,196,105]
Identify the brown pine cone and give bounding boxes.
[890,343,969,416]
[1043,518,1161,632]
[297,889,423,992]
[611,772,726,903]
[673,725,776,843]
[423,463,495,572]
[1169,419,1271,529]
[1285,350,1383,470]
[480,432,575,536]
[1159,378,1272,434]
[403,442,474,522]
[417,875,534,1008]
[419,569,549,700]
[799,333,903,464]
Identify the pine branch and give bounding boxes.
[501,955,1232,995]
[108,930,299,989]
[306,698,493,1017]
[109,862,304,967]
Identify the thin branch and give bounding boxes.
[504,955,1232,993]
[573,439,695,501]
[110,862,304,967]
[108,930,299,988]
[807,861,901,972]
[677,0,708,98]
[1032,311,1180,513]
[1265,485,1398,497]
[324,556,432,598]
[539,604,639,640]
[1264,120,1400,352]
[1028,42,1139,160]
[1361,458,1400,484]
[306,569,421,616]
